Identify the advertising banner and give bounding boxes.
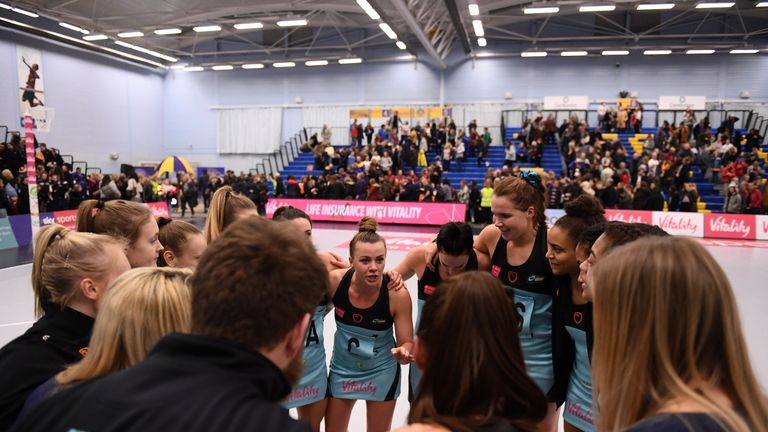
[756,215,768,241]
[652,211,704,237]
[605,209,654,224]
[16,46,50,131]
[704,214,756,239]
[658,96,706,111]
[543,96,589,111]
[266,199,465,225]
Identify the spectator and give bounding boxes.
[99,175,121,201]
[745,182,763,214]
[723,183,742,213]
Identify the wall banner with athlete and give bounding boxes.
[16,46,52,132]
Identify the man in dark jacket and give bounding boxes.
[15,217,326,432]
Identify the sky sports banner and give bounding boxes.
[266,199,465,225]
[0,203,171,250]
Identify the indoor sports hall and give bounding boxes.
[1,1,767,431]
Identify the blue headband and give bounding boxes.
[519,171,542,190]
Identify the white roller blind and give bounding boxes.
[216,107,283,154]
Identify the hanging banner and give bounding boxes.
[23,115,41,241]
[349,107,449,124]
[16,46,51,132]
[658,96,706,110]
[543,96,589,111]
[617,98,640,110]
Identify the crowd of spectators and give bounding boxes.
[515,108,767,214]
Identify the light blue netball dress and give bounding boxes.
[284,296,329,409]
[328,269,400,401]
[563,300,595,431]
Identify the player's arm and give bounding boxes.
[390,288,414,364]
[327,268,347,300]
[474,224,499,266]
[391,244,427,281]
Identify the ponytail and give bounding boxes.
[31,225,69,318]
[76,199,151,245]
[493,174,547,230]
[204,186,256,244]
[75,199,99,233]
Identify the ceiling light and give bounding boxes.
[524,6,560,14]
[757,2,768,6]
[83,34,108,41]
[183,66,204,72]
[730,49,759,54]
[476,52,495,57]
[472,20,485,37]
[636,3,675,10]
[212,65,233,71]
[273,61,296,68]
[478,37,487,47]
[117,31,144,38]
[115,40,178,62]
[396,41,407,50]
[686,49,715,54]
[521,51,547,57]
[277,19,308,27]
[12,8,39,17]
[0,3,12,10]
[356,0,381,20]
[59,22,89,34]
[154,28,182,35]
[468,3,480,15]
[170,64,187,70]
[602,50,629,55]
[233,22,264,30]
[379,23,398,39]
[561,50,588,56]
[305,60,328,66]
[695,2,734,7]
[579,5,616,12]
[193,25,221,32]
[396,54,416,60]
[644,49,672,55]
[242,63,265,69]
[339,58,363,64]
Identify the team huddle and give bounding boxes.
[1,173,767,432]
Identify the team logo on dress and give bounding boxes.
[423,285,436,295]
[336,308,345,318]
[527,275,546,283]
[573,312,583,325]
[491,265,501,277]
[371,318,387,325]
[507,271,518,284]
[78,347,88,356]
[352,313,363,324]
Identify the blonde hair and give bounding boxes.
[203,186,256,244]
[76,199,152,245]
[32,224,124,318]
[56,267,192,385]
[591,236,768,432]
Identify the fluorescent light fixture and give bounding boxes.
[154,28,182,35]
[476,52,495,57]
[602,50,629,55]
[644,49,672,55]
[277,19,307,27]
[117,31,144,38]
[396,41,407,50]
[730,49,759,54]
[183,66,204,72]
[12,7,38,17]
[478,37,487,47]
[0,3,11,10]
[356,0,381,20]
[193,25,221,32]
[338,58,363,64]
[524,6,560,14]
[114,40,179,62]
[579,5,616,11]
[472,20,485,37]
[757,2,768,6]
[59,22,89,34]
[686,49,715,54]
[695,2,734,7]
[170,64,187,70]
[396,54,416,60]
[521,51,547,57]
[233,22,263,30]
[468,3,480,15]
[212,65,234,71]
[561,50,588,56]
[379,23,398,39]
[273,61,296,68]
[83,34,108,41]
[242,63,265,69]
[636,3,675,9]
[305,60,328,66]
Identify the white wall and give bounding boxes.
[0,30,165,173]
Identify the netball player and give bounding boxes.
[77,199,163,268]
[0,225,131,429]
[592,237,768,431]
[392,221,480,400]
[325,217,414,432]
[544,196,605,432]
[157,218,206,269]
[204,186,258,244]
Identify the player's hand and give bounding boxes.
[424,242,438,271]
[390,347,414,364]
[386,270,404,291]
[319,251,349,272]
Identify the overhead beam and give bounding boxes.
[443,0,471,54]
[390,0,447,69]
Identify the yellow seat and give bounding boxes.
[603,133,618,139]
[521,167,544,174]
[697,201,707,211]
